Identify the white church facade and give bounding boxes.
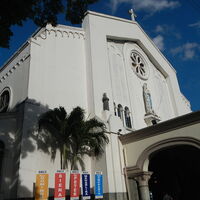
[0,11,199,200]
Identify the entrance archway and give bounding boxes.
[148,145,200,200]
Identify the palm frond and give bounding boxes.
[38,106,109,170]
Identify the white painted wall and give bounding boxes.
[107,42,175,130]
[123,43,175,128]
[0,44,30,110]
[82,11,191,196]
[17,25,91,197]
[82,11,190,122]
[28,25,88,112]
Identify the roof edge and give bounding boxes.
[85,10,137,25]
[84,10,176,73]
[0,27,44,71]
[119,111,200,144]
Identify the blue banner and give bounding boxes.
[82,172,91,199]
[95,172,103,199]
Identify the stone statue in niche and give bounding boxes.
[143,83,154,114]
[102,93,109,111]
[143,83,161,126]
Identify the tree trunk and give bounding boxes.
[71,155,76,170]
[60,149,63,169]
[71,159,74,170]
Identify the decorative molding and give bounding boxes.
[125,137,200,174]
[119,110,200,144]
[0,54,30,84]
[133,171,152,186]
[130,50,149,80]
[33,24,85,41]
[136,137,200,171]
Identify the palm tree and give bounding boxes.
[38,106,109,170]
[66,107,109,170]
[38,107,70,169]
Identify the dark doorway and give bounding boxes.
[148,145,200,200]
[0,141,4,189]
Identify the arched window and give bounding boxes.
[0,89,10,113]
[124,107,132,128]
[117,104,124,125]
[113,102,117,116]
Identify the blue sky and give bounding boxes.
[0,0,200,111]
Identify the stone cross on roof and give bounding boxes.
[129,9,137,21]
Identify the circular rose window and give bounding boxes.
[130,51,149,79]
[0,89,10,113]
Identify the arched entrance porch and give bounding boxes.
[148,145,200,200]
[120,112,200,200]
[125,137,200,200]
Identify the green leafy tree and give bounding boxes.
[38,106,109,170]
[0,0,99,48]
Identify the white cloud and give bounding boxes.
[109,0,180,14]
[170,42,200,60]
[155,24,172,34]
[189,21,200,29]
[155,25,165,33]
[154,24,181,39]
[133,0,179,12]
[110,0,130,14]
[152,35,164,51]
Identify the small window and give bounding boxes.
[117,104,123,118]
[117,104,124,125]
[124,107,132,128]
[113,102,117,116]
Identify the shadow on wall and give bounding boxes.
[1,99,102,199]
[20,98,51,158]
[0,98,52,199]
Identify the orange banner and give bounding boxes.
[35,170,49,200]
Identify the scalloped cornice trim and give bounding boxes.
[33,24,85,41]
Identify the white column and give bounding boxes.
[134,171,152,200]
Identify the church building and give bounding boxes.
[0,11,199,200]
